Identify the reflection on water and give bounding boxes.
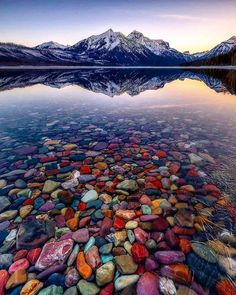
[0,69,236,294]
[0,68,235,96]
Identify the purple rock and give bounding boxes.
[72,228,89,243]
[137,272,160,295]
[14,146,38,155]
[154,251,185,264]
[65,268,80,287]
[93,142,107,151]
[37,264,67,280]
[59,232,73,241]
[0,221,10,231]
[35,239,74,270]
[140,215,159,222]
[39,201,55,211]
[145,258,159,271]
[55,215,65,228]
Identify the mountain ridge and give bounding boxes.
[0,30,235,66]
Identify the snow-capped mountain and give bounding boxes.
[0,31,235,66]
[35,41,68,50]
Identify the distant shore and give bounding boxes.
[0,65,235,70]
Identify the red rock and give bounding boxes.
[216,279,236,295]
[137,272,160,295]
[14,249,28,262]
[78,202,87,211]
[27,248,42,265]
[85,246,101,269]
[40,156,57,163]
[22,199,34,206]
[100,282,114,295]
[173,226,195,235]
[131,243,149,263]
[152,217,169,231]
[156,150,167,158]
[160,264,192,284]
[9,258,29,274]
[169,162,181,174]
[0,270,9,295]
[80,165,91,174]
[114,217,125,230]
[35,239,74,271]
[100,217,113,237]
[64,208,75,221]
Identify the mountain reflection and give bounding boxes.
[0,68,235,96]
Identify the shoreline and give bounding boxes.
[0,65,235,70]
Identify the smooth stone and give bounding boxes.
[37,265,66,280]
[65,268,79,287]
[0,253,13,269]
[38,285,63,295]
[76,251,92,280]
[115,275,139,291]
[0,269,9,294]
[19,205,33,219]
[125,221,138,229]
[99,243,113,254]
[72,228,89,243]
[116,180,138,192]
[84,237,96,252]
[20,279,44,295]
[134,227,149,244]
[96,261,115,286]
[175,209,194,228]
[16,218,55,250]
[15,179,27,189]
[77,280,100,295]
[160,264,192,285]
[9,258,29,274]
[115,255,138,274]
[85,245,101,269]
[81,190,98,203]
[63,286,78,295]
[42,180,60,193]
[177,286,197,295]
[191,242,217,263]
[137,272,160,295]
[6,269,27,289]
[0,196,11,213]
[159,277,176,295]
[0,210,18,222]
[67,244,80,267]
[6,229,17,242]
[218,256,236,277]
[155,251,185,264]
[35,239,74,270]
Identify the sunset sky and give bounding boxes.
[0,0,235,53]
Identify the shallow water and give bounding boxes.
[0,68,236,294]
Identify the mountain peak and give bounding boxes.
[128,30,144,39]
[35,41,67,50]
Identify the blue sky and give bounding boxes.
[0,0,235,52]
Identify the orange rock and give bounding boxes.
[179,239,192,254]
[102,209,113,218]
[216,279,236,295]
[20,279,43,295]
[66,217,79,231]
[6,269,27,290]
[161,264,192,284]
[76,251,92,280]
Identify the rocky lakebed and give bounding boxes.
[0,69,236,295]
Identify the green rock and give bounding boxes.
[38,285,63,295]
[77,280,100,295]
[116,180,138,192]
[96,261,115,286]
[42,180,61,193]
[63,286,78,295]
[141,205,151,215]
[84,237,96,252]
[115,275,139,291]
[99,243,113,254]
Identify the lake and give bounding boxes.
[0,68,236,294]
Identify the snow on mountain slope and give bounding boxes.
[35,41,68,50]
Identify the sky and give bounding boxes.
[0,0,235,53]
